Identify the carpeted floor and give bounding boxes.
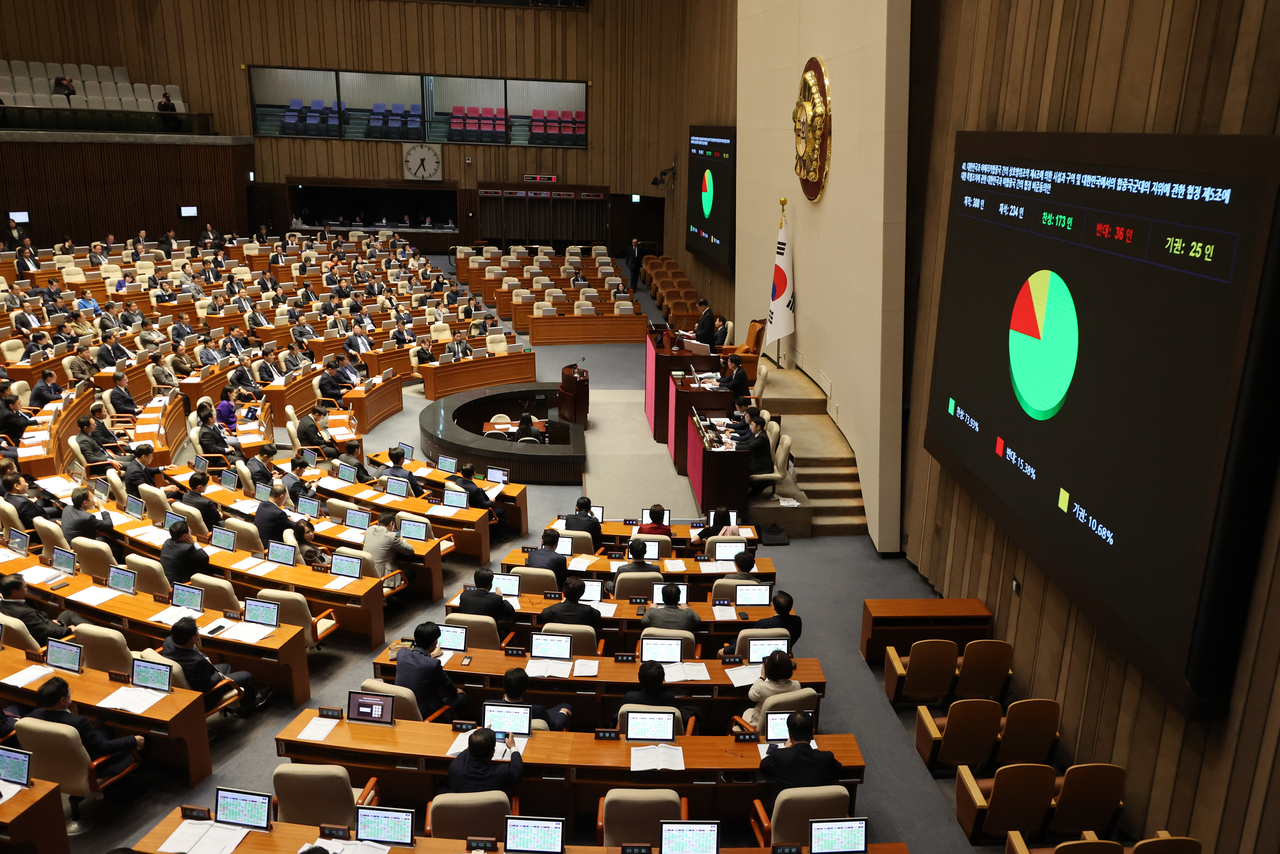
[79,268,980,853]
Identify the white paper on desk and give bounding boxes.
[135,424,159,434]
[568,556,595,571]
[630,525,639,536]
[132,527,172,546]
[550,518,565,530]
[300,840,390,854]
[245,562,276,577]
[701,561,736,574]
[336,528,365,544]
[102,510,130,527]
[237,433,263,443]
[16,446,42,458]
[572,659,599,677]
[526,659,572,679]
[100,685,166,714]
[323,576,356,590]
[663,662,710,682]
[483,485,503,501]
[448,595,460,607]
[503,596,522,611]
[427,505,458,517]
[159,820,248,854]
[0,780,20,803]
[372,493,397,505]
[19,565,61,584]
[313,519,337,532]
[437,650,454,667]
[712,606,738,621]
[493,738,527,761]
[741,526,756,538]
[150,606,203,626]
[170,471,194,484]
[232,556,262,571]
[66,586,123,606]
[663,559,686,572]
[204,484,226,494]
[199,617,236,636]
[1,665,53,688]
[330,429,355,440]
[297,716,340,742]
[609,561,625,573]
[725,665,762,687]
[317,476,351,491]
[21,430,49,443]
[630,743,685,772]
[756,740,819,759]
[445,731,471,756]
[355,489,379,500]
[219,622,274,643]
[590,602,618,618]
[36,475,77,495]
[230,499,260,514]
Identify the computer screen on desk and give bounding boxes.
[94,478,111,500]
[642,508,672,526]
[244,598,280,627]
[296,496,320,518]
[400,519,428,542]
[210,527,237,552]
[714,541,746,561]
[215,788,271,830]
[347,690,395,725]
[530,633,572,661]
[51,547,76,575]
[46,638,82,674]
[172,583,204,612]
[748,636,790,664]
[385,476,410,498]
[438,624,467,651]
[486,466,509,485]
[336,463,358,484]
[490,573,520,597]
[627,711,676,742]
[345,508,371,530]
[5,529,25,556]
[642,540,659,560]
[437,454,457,474]
[640,637,683,663]
[219,470,239,492]
[398,442,414,461]
[266,541,296,567]
[735,583,772,607]
[483,702,532,737]
[132,658,173,693]
[443,489,468,509]
[554,537,573,556]
[580,579,603,602]
[662,821,720,854]
[330,553,362,579]
[357,806,415,846]
[505,816,565,854]
[651,582,689,605]
[254,483,271,502]
[0,746,31,787]
[810,818,868,854]
[107,566,136,596]
[591,505,604,522]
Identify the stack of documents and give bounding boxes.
[132,527,172,546]
[297,716,339,742]
[700,561,737,573]
[663,559,687,572]
[568,556,596,571]
[19,565,61,584]
[711,605,738,621]
[219,622,275,643]
[662,662,710,682]
[67,586,123,606]
[572,660,599,677]
[426,506,459,517]
[526,659,572,678]
[724,665,761,687]
[1,665,53,688]
[230,499,260,514]
[313,520,338,532]
[484,485,503,500]
[151,606,204,626]
[323,576,356,590]
[156,819,248,854]
[589,602,618,618]
[317,477,351,491]
[100,686,166,714]
[630,744,685,771]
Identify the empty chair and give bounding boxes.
[68,94,87,109]
[511,566,558,593]
[46,62,63,78]
[273,764,378,828]
[359,678,421,721]
[885,639,959,705]
[125,554,170,595]
[954,639,1014,700]
[956,763,1057,842]
[76,625,138,674]
[96,65,113,83]
[1005,832,1122,854]
[0,77,11,96]
[612,571,662,601]
[120,97,139,111]
[445,614,513,650]
[103,96,120,110]
[639,627,698,659]
[0,614,40,651]
[915,699,1003,773]
[149,83,165,101]
[598,789,686,845]
[9,60,28,78]
[28,61,46,80]
[71,537,114,579]
[750,785,849,846]
[112,66,130,85]
[541,623,603,657]
[32,93,51,108]
[996,699,1061,766]
[1048,764,1125,837]
[188,573,242,612]
[427,791,512,839]
[258,589,337,648]
[77,64,97,81]
[100,80,118,99]
[165,84,182,101]
[12,77,31,95]
[614,300,634,314]
[131,82,148,101]
[50,93,68,108]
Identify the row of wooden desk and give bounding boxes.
[419,348,537,401]
[498,550,776,599]
[527,312,648,344]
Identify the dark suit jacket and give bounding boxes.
[714,326,728,347]
[564,512,602,551]
[160,637,223,694]
[110,386,138,416]
[394,647,461,717]
[160,538,209,585]
[4,494,50,535]
[199,424,236,459]
[719,366,749,398]
[62,506,112,543]
[185,490,222,532]
[694,309,716,346]
[382,464,423,497]
[448,476,492,510]
[76,432,112,465]
[758,742,842,810]
[526,547,569,589]
[319,373,346,401]
[28,381,62,409]
[540,600,603,634]
[247,457,273,486]
[297,417,330,449]
[738,431,773,475]
[29,708,135,759]
[757,613,804,646]
[0,408,33,444]
[446,750,523,794]
[457,588,514,622]
[255,501,290,546]
[124,459,163,497]
[0,599,71,646]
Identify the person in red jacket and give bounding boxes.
[638,503,672,537]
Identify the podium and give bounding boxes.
[559,364,589,424]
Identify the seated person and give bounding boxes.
[725,550,758,581]
[163,616,269,715]
[247,443,276,487]
[379,446,424,497]
[447,463,505,532]
[512,413,543,444]
[3,471,62,533]
[183,471,224,532]
[540,576,603,635]
[606,538,661,595]
[499,667,572,731]
[758,711,840,812]
[526,529,569,588]
[109,371,139,417]
[457,568,515,621]
[446,727,522,794]
[395,621,467,720]
[638,503,672,537]
[742,650,801,728]
[689,506,740,547]
[756,590,803,646]
[31,677,143,779]
[622,660,699,730]
[338,440,375,483]
[640,582,701,632]
[124,444,179,498]
[0,576,89,646]
[563,496,602,551]
[254,484,291,546]
[160,519,209,586]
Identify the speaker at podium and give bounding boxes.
[559,362,589,424]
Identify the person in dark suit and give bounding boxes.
[540,576,603,635]
[124,444,178,499]
[446,728,522,794]
[254,484,291,546]
[162,617,268,715]
[5,220,27,252]
[0,396,34,446]
[390,320,414,348]
[448,464,505,532]
[31,677,143,778]
[458,568,515,622]
[27,369,61,410]
[88,403,124,453]
[625,238,642,293]
[62,487,124,562]
[564,496,602,551]
[394,622,467,720]
[737,417,772,494]
[197,408,245,465]
[338,440,375,484]
[109,371,139,417]
[498,667,572,731]
[74,414,121,477]
[714,315,728,348]
[3,472,60,537]
[318,362,348,408]
[758,711,841,811]
[14,248,40,279]
[11,304,42,334]
[718,353,750,397]
[756,590,804,646]
[379,446,423,497]
[160,519,209,585]
[257,354,285,384]
[96,332,131,369]
[693,299,716,346]
[526,529,569,589]
[622,660,700,730]
[183,471,224,532]
[0,576,88,645]
[247,443,275,487]
[297,406,336,454]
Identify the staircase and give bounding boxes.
[793,452,867,536]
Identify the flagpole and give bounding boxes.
[776,198,786,367]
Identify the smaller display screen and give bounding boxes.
[627,711,676,742]
[483,702,532,737]
[244,598,279,627]
[210,527,236,551]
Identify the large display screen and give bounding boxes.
[685,126,736,272]
[925,133,1280,720]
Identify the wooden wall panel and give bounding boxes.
[902,2,1280,851]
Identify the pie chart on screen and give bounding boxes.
[701,169,714,218]
[1008,269,1078,420]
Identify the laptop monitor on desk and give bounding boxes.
[530,632,572,661]
[714,541,747,561]
[266,541,296,567]
[0,747,31,788]
[397,442,414,460]
[505,816,565,854]
[642,507,672,526]
[356,806,416,846]
[254,483,271,502]
[107,565,137,596]
[661,821,719,854]
[748,636,790,664]
[50,547,76,576]
[45,638,82,674]
[486,466,509,485]
[490,573,520,597]
[346,690,395,726]
[219,470,239,491]
[437,454,457,474]
[131,657,173,693]
[443,489,468,509]
[172,583,204,613]
[296,496,320,518]
[580,579,603,602]
[640,637,683,664]
[215,788,272,830]
[483,702,532,737]
[400,519,428,542]
[810,818,868,854]
[438,624,467,652]
[554,537,573,556]
[336,463,358,484]
[329,553,362,579]
[651,582,689,605]
[210,526,237,552]
[735,583,772,607]
[244,597,280,627]
[626,710,677,742]
[345,508,371,530]
[385,476,410,498]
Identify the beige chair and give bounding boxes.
[105,469,129,507]
[76,625,139,674]
[731,688,819,734]
[335,546,407,597]
[703,534,748,557]
[541,623,604,657]
[170,501,210,538]
[511,565,558,594]
[486,333,508,355]
[125,554,170,595]
[1048,764,1126,837]
[573,300,594,315]
[618,703,693,736]
[561,529,595,554]
[956,763,1057,842]
[710,577,760,601]
[614,300,634,314]
[326,498,359,525]
[430,321,451,342]
[996,699,1061,766]
[639,627,699,659]
[613,571,663,601]
[258,588,337,648]
[71,536,114,579]
[885,639,959,705]
[139,648,243,717]
[751,434,791,496]
[272,764,378,828]
[751,785,849,846]
[189,573,242,612]
[427,791,513,839]
[65,435,92,477]
[954,639,1014,701]
[16,717,141,831]
[727,627,790,657]
[138,483,172,525]
[0,500,28,539]
[234,460,255,495]
[597,789,687,845]
[32,516,70,556]
[0,613,40,651]
[1005,831,1123,854]
[445,613,513,649]
[225,517,265,556]
[916,699,1003,773]
[632,533,672,557]
[359,678,425,722]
